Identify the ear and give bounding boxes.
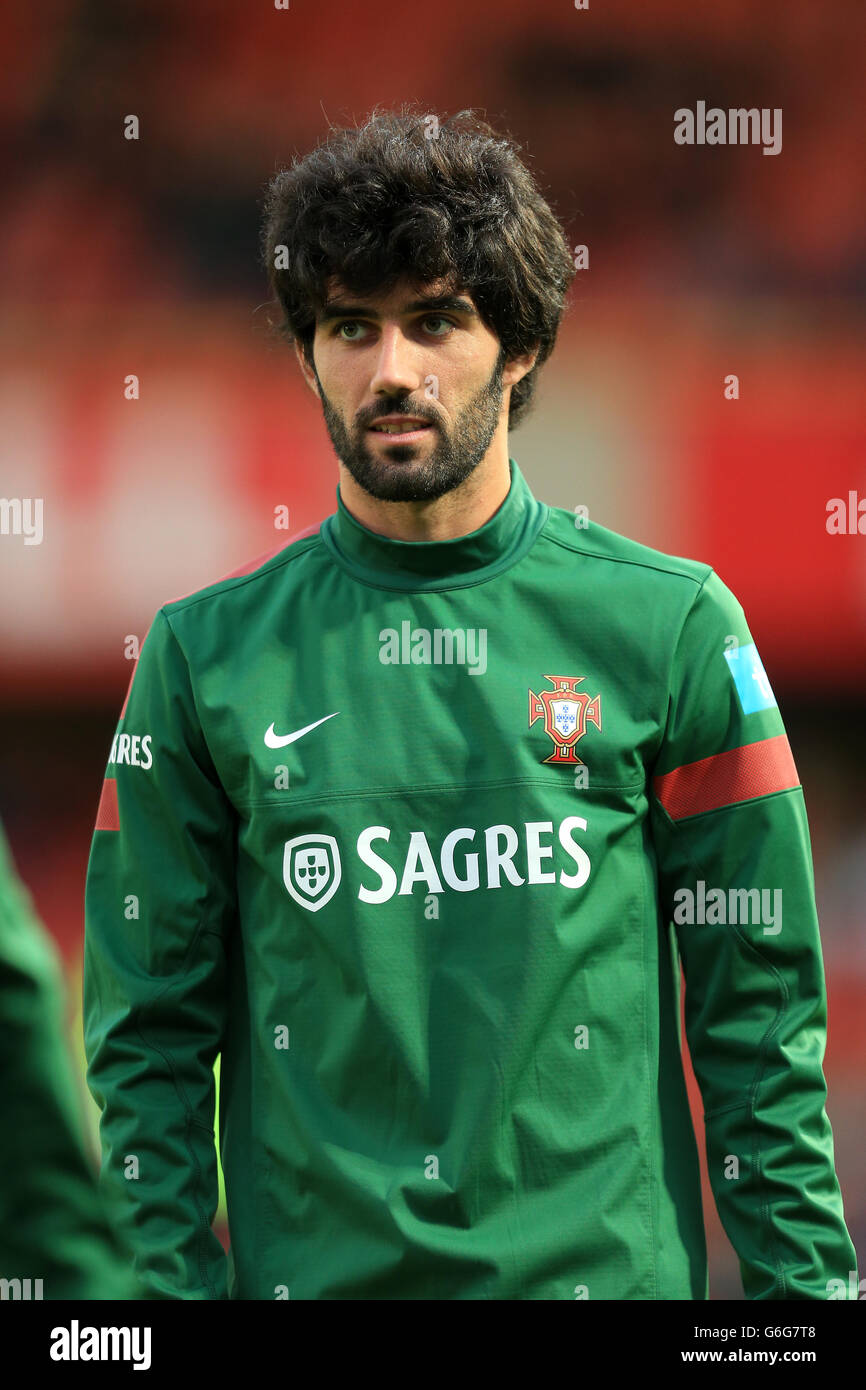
[294,340,320,396]
[501,344,540,388]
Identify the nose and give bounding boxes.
[368,324,423,399]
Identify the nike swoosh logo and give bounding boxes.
[264,712,340,748]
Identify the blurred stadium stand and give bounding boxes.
[1,0,863,1298]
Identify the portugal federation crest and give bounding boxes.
[528,674,602,765]
[283,834,342,912]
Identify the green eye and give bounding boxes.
[333,315,455,340]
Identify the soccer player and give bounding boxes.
[84,107,857,1300]
[0,818,142,1299]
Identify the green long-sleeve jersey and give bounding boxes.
[83,456,857,1300]
[0,819,142,1299]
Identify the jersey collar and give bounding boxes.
[320,457,548,592]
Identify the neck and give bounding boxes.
[320,455,549,593]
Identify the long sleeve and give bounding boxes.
[0,820,143,1299]
[649,568,858,1299]
[84,607,236,1299]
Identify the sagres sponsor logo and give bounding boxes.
[282,818,592,911]
[283,834,342,912]
[529,675,601,765]
[50,1320,151,1370]
[109,731,153,769]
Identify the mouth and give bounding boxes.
[367,418,435,444]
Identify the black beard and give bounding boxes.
[313,349,507,503]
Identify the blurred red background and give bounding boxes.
[1,0,864,1298]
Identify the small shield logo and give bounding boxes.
[283,834,341,912]
[551,699,578,738]
[528,674,602,765]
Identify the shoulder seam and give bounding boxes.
[654,567,717,774]
[162,535,323,615]
[540,525,713,587]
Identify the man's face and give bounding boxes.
[299,277,511,502]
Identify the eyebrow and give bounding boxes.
[318,294,479,324]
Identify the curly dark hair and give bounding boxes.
[261,105,575,429]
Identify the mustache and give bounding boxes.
[361,404,439,427]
